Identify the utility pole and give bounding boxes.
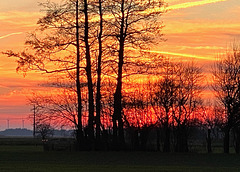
[33,105,36,138]
[22,119,25,129]
[7,119,9,129]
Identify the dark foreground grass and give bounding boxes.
[0,145,240,172]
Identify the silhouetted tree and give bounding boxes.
[107,0,165,149]
[82,0,95,145]
[75,0,84,149]
[123,82,155,150]
[153,59,176,152]
[94,0,104,149]
[4,0,87,148]
[212,45,240,153]
[201,103,222,153]
[3,0,165,151]
[173,61,203,152]
[36,123,54,140]
[28,86,80,129]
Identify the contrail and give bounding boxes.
[144,0,228,15]
[0,32,23,40]
[169,0,228,10]
[128,47,215,61]
[154,51,215,61]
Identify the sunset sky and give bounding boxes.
[0,0,239,130]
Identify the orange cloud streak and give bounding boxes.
[168,0,228,10]
[0,32,23,40]
[144,0,228,16]
[130,47,216,61]
[153,50,216,61]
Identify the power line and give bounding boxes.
[33,105,36,138]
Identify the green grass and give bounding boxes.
[1,145,240,172]
[0,137,42,145]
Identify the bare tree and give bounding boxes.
[123,82,155,150]
[82,0,95,144]
[153,59,176,152]
[172,61,203,152]
[3,0,109,149]
[3,0,165,151]
[94,0,104,148]
[107,0,165,149]
[28,86,80,129]
[36,123,54,140]
[200,103,222,153]
[3,0,86,148]
[75,0,84,149]
[212,45,240,153]
[150,60,203,152]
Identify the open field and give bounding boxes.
[1,144,240,172]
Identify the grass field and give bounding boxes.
[1,144,240,172]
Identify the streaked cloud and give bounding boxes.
[0,11,41,32]
[168,0,228,10]
[164,20,240,34]
[0,32,23,40]
[0,11,41,20]
[147,0,228,14]
[130,47,215,61]
[178,45,225,50]
[148,50,215,61]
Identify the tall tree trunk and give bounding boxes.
[113,0,125,149]
[234,127,240,154]
[84,0,94,147]
[95,0,103,149]
[76,0,83,150]
[207,128,212,153]
[163,125,170,152]
[175,125,188,152]
[156,129,160,151]
[224,127,230,153]
[140,127,149,151]
[163,111,170,152]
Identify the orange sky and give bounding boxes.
[0,0,239,130]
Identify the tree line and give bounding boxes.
[3,0,240,153]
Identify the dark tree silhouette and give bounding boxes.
[107,0,165,149]
[153,59,176,152]
[83,0,94,145]
[201,103,222,153]
[36,123,54,140]
[123,82,155,151]
[3,0,165,151]
[95,0,104,149]
[75,0,84,149]
[3,0,106,149]
[212,45,240,153]
[4,0,87,148]
[173,61,203,152]
[28,87,80,129]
